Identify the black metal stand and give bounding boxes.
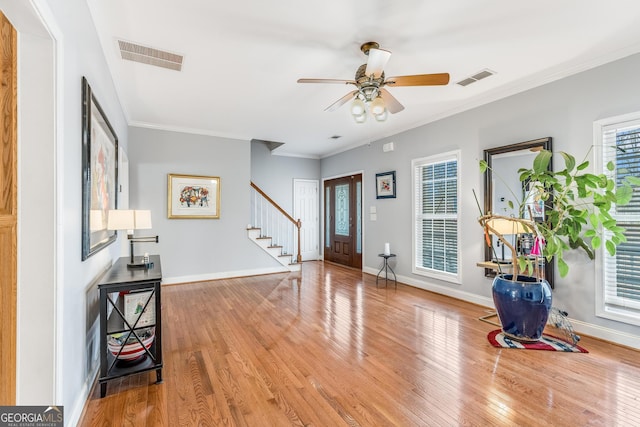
[376,253,397,289]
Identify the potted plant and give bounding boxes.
[478,148,639,342]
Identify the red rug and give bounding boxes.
[487,329,588,353]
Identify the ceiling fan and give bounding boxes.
[297,41,450,122]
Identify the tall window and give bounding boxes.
[595,113,640,326]
[412,151,461,283]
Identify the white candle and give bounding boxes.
[384,243,391,255]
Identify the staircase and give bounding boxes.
[247,227,300,272]
[249,182,302,272]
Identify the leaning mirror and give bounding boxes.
[482,137,554,288]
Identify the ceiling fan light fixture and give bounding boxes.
[351,97,366,116]
[374,109,388,122]
[353,112,367,124]
[370,96,386,115]
[298,41,447,124]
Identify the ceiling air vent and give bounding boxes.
[456,69,495,87]
[118,40,183,71]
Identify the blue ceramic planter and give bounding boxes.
[492,274,552,342]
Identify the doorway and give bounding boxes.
[324,174,362,269]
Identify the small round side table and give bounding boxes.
[376,253,397,289]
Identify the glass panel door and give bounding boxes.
[324,174,362,269]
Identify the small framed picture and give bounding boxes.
[124,291,155,327]
[168,173,220,219]
[523,179,545,221]
[376,171,396,199]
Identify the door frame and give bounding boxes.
[1,0,62,405]
[0,10,17,405]
[321,170,365,269]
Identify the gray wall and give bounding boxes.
[321,52,640,345]
[128,128,279,282]
[250,140,321,211]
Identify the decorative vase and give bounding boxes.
[492,274,552,342]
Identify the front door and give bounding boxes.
[324,174,362,269]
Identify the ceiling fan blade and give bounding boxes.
[297,78,356,85]
[324,90,358,112]
[385,73,450,86]
[365,48,391,78]
[379,88,404,114]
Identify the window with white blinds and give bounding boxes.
[595,114,640,325]
[412,151,461,283]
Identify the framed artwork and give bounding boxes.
[376,171,396,199]
[523,180,545,221]
[168,173,221,219]
[81,77,118,260]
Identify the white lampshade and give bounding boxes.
[486,218,533,236]
[370,96,386,115]
[351,98,365,116]
[134,210,152,229]
[107,210,135,230]
[107,209,152,231]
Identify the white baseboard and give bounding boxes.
[568,319,640,350]
[363,266,494,308]
[67,364,99,427]
[363,267,640,350]
[162,266,289,285]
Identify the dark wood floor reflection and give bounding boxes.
[79,261,640,426]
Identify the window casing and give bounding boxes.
[594,113,640,326]
[412,151,461,283]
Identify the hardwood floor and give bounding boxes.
[79,261,640,426]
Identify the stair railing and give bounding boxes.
[250,182,302,263]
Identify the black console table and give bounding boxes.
[98,255,162,397]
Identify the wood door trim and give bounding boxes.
[0,11,17,405]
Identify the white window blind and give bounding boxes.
[412,151,461,283]
[596,114,640,324]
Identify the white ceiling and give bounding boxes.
[87,0,640,158]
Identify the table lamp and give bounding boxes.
[485,217,532,263]
[107,209,159,268]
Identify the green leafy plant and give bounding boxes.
[479,148,640,278]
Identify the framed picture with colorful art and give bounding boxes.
[81,77,118,260]
[167,173,220,219]
[375,171,396,199]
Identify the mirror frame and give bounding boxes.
[483,137,554,288]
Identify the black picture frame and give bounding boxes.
[81,77,119,260]
[376,171,396,199]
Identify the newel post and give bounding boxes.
[296,219,302,263]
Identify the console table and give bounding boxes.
[98,255,163,397]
